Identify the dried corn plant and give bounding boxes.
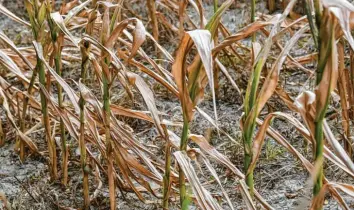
[0,0,353,209]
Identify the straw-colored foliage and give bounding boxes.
[0,0,354,209]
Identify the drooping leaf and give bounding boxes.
[0,4,30,26]
[32,41,80,114]
[189,134,244,178]
[64,0,92,24]
[239,180,257,210]
[0,50,30,84]
[51,12,79,47]
[126,71,163,135]
[174,151,223,210]
[0,32,34,71]
[187,30,217,125]
[0,87,38,152]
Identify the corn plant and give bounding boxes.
[78,4,97,208]
[173,1,233,206]
[162,126,171,210]
[310,2,339,206]
[47,4,68,186]
[25,0,57,180]
[1,0,354,209]
[172,29,215,208]
[79,32,92,210]
[78,82,90,209]
[251,0,256,41]
[78,34,91,210]
[242,0,298,197]
[244,0,258,194]
[100,4,116,209]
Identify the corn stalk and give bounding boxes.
[25,0,57,180]
[173,29,214,208]
[179,117,189,207]
[77,4,97,208]
[78,40,91,210]
[313,8,337,209]
[242,64,262,197]
[251,0,256,41]
[243,45,264,198]
[102,58,114,210]
[162,126,171,210]
[173,2,233,206]
[245,0,258,194]
[18,0,44,161]
[214,0,218,12]
[47,3,68,186]
[101,5,115,210]
[79,87,90,209]
[242,1,298,197]
[305,0,318,49]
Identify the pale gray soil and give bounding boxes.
[0,1,354,210]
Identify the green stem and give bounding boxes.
[246,59,263,115]
[26,0,57,181]
[305,0,318,49]
[251,0,256,42]
[179,117,189,207]
[53,37,68,186]
[313,119,324,196]
[313,8,332,210]
[102,57,115,210]
[19,51,39,162]
[246,168,254,196]
[242,59,264,198]
[162,129,171,210]
[314,0,321,30]
[242,115,255,197]
[213,0,218,13]
[242,2,262,190]
[303,0,316,152]
[38,56,57,180]
[314,0,322,83]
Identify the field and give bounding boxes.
[0,0,354,209]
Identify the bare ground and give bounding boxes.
[0,1,354,210]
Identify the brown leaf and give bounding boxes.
[174,151,223,210]
[51,12,79,47]
[0,87,38,152]
[187,30,217,124]
[0,50,30,84]
[172,33,194,121]
[315,13,338,120]
[239,180,257,210]
[189,134,244,178]
[126,72,163,136]
[0,4,30,26]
